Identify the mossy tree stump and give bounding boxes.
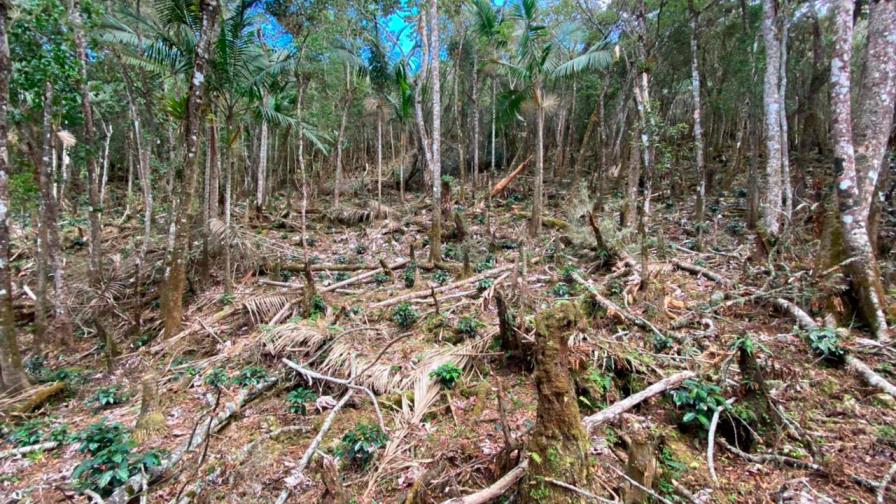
[521,301,595,503]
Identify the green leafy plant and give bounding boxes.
[476,278,494,291]
[430,363,463,389]
[335,255,349,264]
[560,265,579,283]
[442,244,460,260]
[391,303,419,329]
[8,420,44,447]
[286,387,317,415]
[204,367,228,389]
[731,334,769,356]
[475,255,496,273]
[671,379,728,430]
[586,370,613,396]
[333,271,350,282]
[232,366,268,388]
[551,282,571,298]
[402,263,417,288]
[433,269,450,285]
[24,356,48,379]
[309,294,327,318]
[354,244,368,255]
[279,270,293,282]
[806,327,846,364]
[218,292,235,306]
[49,424,72,444]
[335,423,388,470]
[374,272,390,285]
[94,386,128,407]
[456,316,482,339]
[73,420,162,496]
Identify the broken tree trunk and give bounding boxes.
[490,157,532,198]
[521,301,594,503]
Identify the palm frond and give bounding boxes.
[551,46,615,79]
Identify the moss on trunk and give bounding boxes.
[521,301,594,503]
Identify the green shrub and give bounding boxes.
[374,272,390,285]
[354,244,368,255]
[670,379,728,430]
[456,316,482,338]
[218,292,235,305]
[286,388,317,415]
[475,255,496,273]
[335,423,388,469]
[73,420,162,496]
[94,386,128,407]
[8,420,44,447]
[309,294,327,318]
[560,265,579,283]
[402,263,417,288]
[49,424,72,444]
[806,327,846,364]
[430,363,463,389]
[391,303,419,328]
[333,271,350,282]
[203,367,228,389]
[551,282,571,298]
[232,366,268,388]
[476,278,494,291]
[433,269,450,285]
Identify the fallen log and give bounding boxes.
[672,260,732,286]
[0,441,59,459]
[107,377,279,503]
[370,264,515,310]
[582,371,695,433]
[442,459,529,504]
[772,298,896,399]
[490,157,532,198]
[570,272,674,343]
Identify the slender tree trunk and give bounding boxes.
[689,2,707,250]
[830,0,895,341]
[778,9,792,225]
[100,122,112,208]
[491,78,496,176]
[377,107,383,209]
[762,0,783,236]
[334,87,352,208]
[256,120,268,215]
[160,0,221,338]
[38,83,71,347]
[428,0,442,263]
[529,83,544,237]
[71,0,102,286]
[0,0,29,392]
[224,113,234,296]
[472,51,480,190]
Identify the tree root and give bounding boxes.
[441,458,529,504]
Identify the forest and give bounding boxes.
[0,0,894,502]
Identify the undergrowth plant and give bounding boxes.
[286,387,317,415]
[73,420,161,496]
[430,363,463,389]
[232,366,268,388]
[433,269,450,285]
[456,316,482,338]
[806,327,846,364]
[335,423,388,469]
[392,303,419,328]
[8,419,44,446]
[93,386,128,408]
[204,367,228,389]
[402,263,417,288]
[670,379,728,430]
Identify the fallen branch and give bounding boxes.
[571,272,674,343]
[490,157,531,197]
[609,465,674,504]
[321,259,409,294]
[544,477,614,503]
[719,438,878,491]
[672,260,732,286]
[772,298,896,399]
[878,462,896,504]
[106,377,279,503]
[371,264,514,310]
[441,458,529,504]
[0,441,59,459]
[281,358,385,431]
[583,371,695,433]
[275,391,355,504]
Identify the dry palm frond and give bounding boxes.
[369,201,396,220]
[263,322,331,356]
[242,294,292,324]
[326,206,372,225]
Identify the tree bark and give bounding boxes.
[529,82,544,237]
[689,2,707,250]
[0,0,28,392]
[71,0,102,286]
[160,0,221,337]
[829,0,895,341]
[762,0,784,236]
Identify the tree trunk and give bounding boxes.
[256,119,268,215]
[472,52,480,190]
[71,0,102,286]
[529,84,544,237]
[428,0,442,263]
[160,0,221,337]
[0,1,28,392]
[334,85,352,208]
[521,302,594,502]
[778,14,792,225]
[377,107,383,209]
[762,0,783,237]
[829,0,895,341]
[37,83,71,347]
[689,2,707,250]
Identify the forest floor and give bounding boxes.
[1,178,895,503]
